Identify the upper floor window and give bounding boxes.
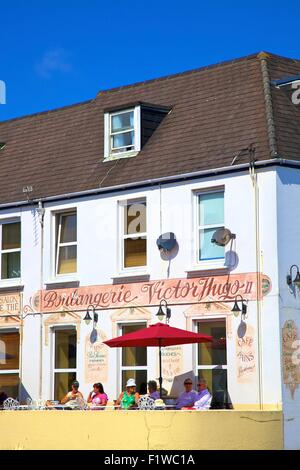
[104,107,141,160]
[55,212,77,276]
[120,199,147,270]
[197,191,224,262]
[0,221,21,280]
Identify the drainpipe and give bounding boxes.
[37,200,45,399]
[249,157,264,411]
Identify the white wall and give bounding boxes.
[276,167,300,449]
[0,168,283,413]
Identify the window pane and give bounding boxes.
[54,372,76,402]
[121,324,147,367]
[198,320,227,366]
[111,111,134,133]
[2,223,21,250]
[0,374,19,400]
[124,201,146,235]
[121,370,147,394]
[60,214,77,243]
[198,369,228,397]
[199,228,224,260]
[55,330,76,369]
[0,332,20,370]
[112,131,134,150]
[57,246,77,274]
[124,237,146,267]
[1,252,21,279]
[199,192,224,226]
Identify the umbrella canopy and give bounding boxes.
[103,322,213,348]
[103,322,212,400]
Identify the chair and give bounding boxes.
[3,397,20,410]
[75,397,89,410]
[209,390,233,409]
[137,395,155,410]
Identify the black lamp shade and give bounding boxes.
[84,311,92,324]
[231,301,241,315]
[294,271,300,288]
[156,305,165,321]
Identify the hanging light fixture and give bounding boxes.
[84,305,98,327]
[287,264,300,289]
[231,295,248,320]
[156,299,171,323]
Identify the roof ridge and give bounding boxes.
[96,52,265,98]
[258,53,278,157]
[257,51,300,63]
[0,98,94,125]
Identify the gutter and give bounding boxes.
[0,157,299,210]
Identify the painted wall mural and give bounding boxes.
[282,320,300,398]
[160,345,184,393]
[236,325,256,383]
[44,311,81,346]
[85,329,109,384]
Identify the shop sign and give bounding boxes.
[0,293,21,315]
[39,272,272,313]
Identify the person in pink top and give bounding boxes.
[87,383,108,406]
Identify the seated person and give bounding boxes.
[148,380,160,400]
[175,378,198,409]
[139,382,147,396]
[87,382,108,406]
[116,378,140,410]
[60,380,83,405]
[182,379,212,410]
[0,391,8,407]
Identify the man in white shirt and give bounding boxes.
[193,379,212,410]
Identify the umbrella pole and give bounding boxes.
[159,340,162,399]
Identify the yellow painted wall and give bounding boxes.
[0,410,283,450]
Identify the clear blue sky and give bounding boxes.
[1,0,300,121]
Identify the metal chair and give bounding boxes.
[75,397,89,410]
[137,395,155,410]
[3,397,20,410]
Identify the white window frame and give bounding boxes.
[51,325,77,400]
[117,321,148,393]
[118,198,147,273]
[0,219,21,281]
[104,106,141,160]
[0,328,20,397]
[193,317,228,386]
[53,210,77,278]
[193,188,225,267]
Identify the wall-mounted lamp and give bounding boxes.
[84,305,98,327]
[156,299,171,324]
[287,265,300,289]
[231,295,248,320]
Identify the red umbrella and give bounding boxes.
[103,322,212,398]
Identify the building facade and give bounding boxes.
[1,51,300,449]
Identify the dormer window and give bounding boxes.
[103,102,171,161]
[104,106,141,160]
